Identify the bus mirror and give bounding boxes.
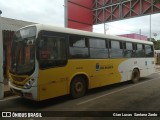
[27,39,34,45]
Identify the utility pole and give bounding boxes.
[149,14,152,41]
[139,29,141,40]
[64,0,68,28]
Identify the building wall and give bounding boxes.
[1,17,34,78]
[3,30,14,77]
[118,34,148,41]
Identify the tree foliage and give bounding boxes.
[151,39,160,50]
[154,0,160,3]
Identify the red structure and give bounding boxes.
[66,0,160,31]
[119,34,148,41]
[66,0,93,31]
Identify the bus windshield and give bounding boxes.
[10,26,36,75]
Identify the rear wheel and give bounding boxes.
[131,69,140,83]
[70,76,87,98]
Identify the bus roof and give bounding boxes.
[21,24,153,45]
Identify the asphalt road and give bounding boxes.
[1,72,160,120]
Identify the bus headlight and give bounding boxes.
[24,78,35,89]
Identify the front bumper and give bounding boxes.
[9,81,38,101]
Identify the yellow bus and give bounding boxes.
[9,24,155,101]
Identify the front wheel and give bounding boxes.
[131,69,140,83]
[70,76,87,98]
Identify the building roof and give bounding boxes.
[0,17,34,31]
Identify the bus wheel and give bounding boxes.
[131,69,140,83]
[70,76,87,98]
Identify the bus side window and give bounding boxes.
[123,42,134,58]
[110,40,123,58]
[38,35,67,69]
[136,44,145,57]
[69,35,89,58]
[145,45,154,57]
[39,38,50,59]
[89,38,108,58]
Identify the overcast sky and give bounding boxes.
[0,0,160,39]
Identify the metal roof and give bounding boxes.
[0,17,34,31]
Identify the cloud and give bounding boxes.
[0,0,64,26]
[0,0,160,39]
[94,13,160,39]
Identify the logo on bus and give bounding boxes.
[96,63,100,71]
[96,63,113,71]
[145,61,148,66]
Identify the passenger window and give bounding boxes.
[89,38,108,58]
[69,35,89,58]
[123,42,134,58]
[145,45,154,57]
[90,38,106,48]
[136,44,145,57]
[39,35,67,68]
[110,40,123,58]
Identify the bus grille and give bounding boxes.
[11,75,26,82]
[12,81,24,88]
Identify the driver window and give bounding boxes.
[39,35,67,68]
[39,37,57,60]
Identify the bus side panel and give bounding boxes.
[89,59,127,88]
[37,59,127,100]
[38,68,69,101]
[66,59,126,89]
[119,58,155,82]
[37,60,93,100]
[37,58,154,100]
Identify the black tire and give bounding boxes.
[131,69,140,83]
[70,76,87,98]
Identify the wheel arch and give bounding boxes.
[131,67,140,83]
[130,66,140,79]
[69,73,89,93]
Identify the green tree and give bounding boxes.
[152,40,160,50]
[154,0,160,3]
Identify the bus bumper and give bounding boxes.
[9,81,38,101]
